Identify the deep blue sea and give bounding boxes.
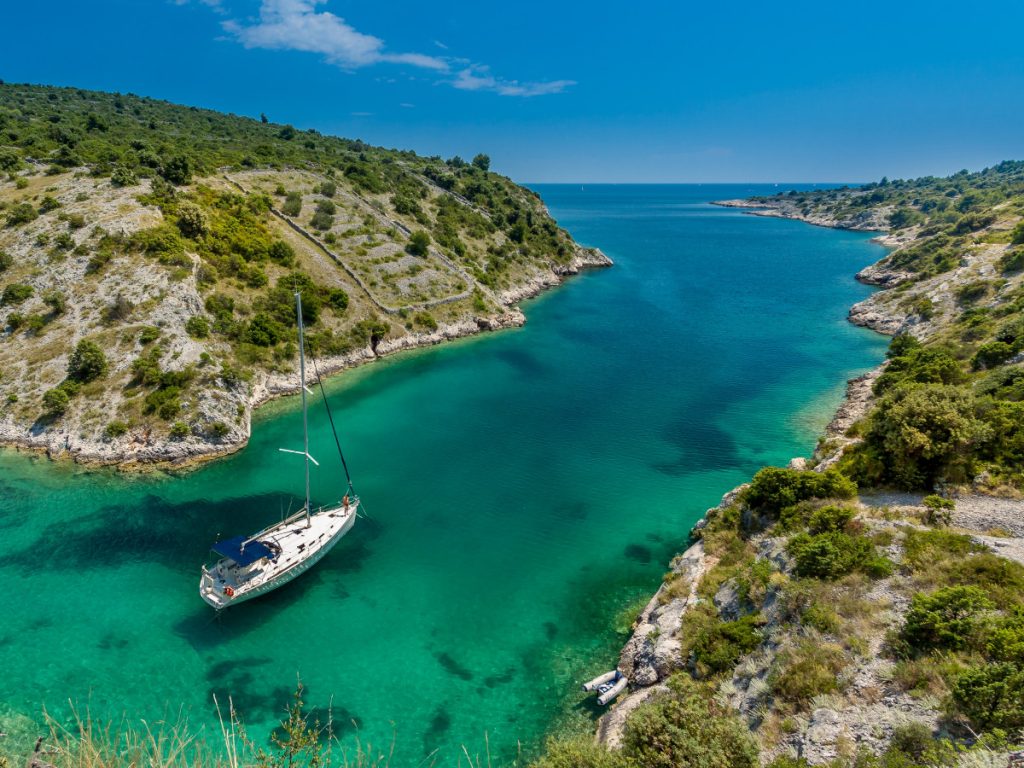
[0,185,888,764]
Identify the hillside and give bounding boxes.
[531,164,1024,768]
[0,83,609,466]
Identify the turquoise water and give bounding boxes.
[0,185,887,764]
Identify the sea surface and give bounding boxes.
[0,185,888,764]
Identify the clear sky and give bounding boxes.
[2,0,1022,183]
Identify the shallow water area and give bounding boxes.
[0,184,888,764]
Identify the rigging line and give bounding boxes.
[308,345,354,493]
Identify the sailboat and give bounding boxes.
[199,292,359,609]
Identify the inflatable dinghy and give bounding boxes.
[582,669,628,705]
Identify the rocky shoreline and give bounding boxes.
[712,197,891,232]
[0,246,611,471]
[596,198,908,747]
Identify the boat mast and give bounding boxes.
[296,291,311,527]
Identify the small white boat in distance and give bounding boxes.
[199,292,360,609]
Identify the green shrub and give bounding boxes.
[922,494,954,526]
[144,387,181,420]
[110,165,137,187]
[210,421,230,438]
[874,347,965,393]
[807,505,855,535]
[0,147,23,172]
[973,341,1014,370]
[42,387,70,416]
[957,280,991,306]
[169,421,190,440]
[769,641,846,707]
[64,212,86,229]
[139,326,160,345]
[801,602,840,633]
[886,722,941,764]
[622,676,759,768]
[327,288,349,312]
[530,738,629,768]
[319,181,336,198]
[787,531,891,580]
[859,384,991,489]
[0,250,12,272]
[244,312,283,346]
[159,154,192,185]
[902,528,983,570]
[176,201,209,238]
[1,283,33,305]
[407,230,431,256]
[900,585,994,654]
[309,210,333,230]
[67,339,108,382]
[743,468,856,516]
[1001,248,1024,274]
[692,614,763,675]
[952,662,1024,731]
[413,311,438,331]
[104,421,129,439]
[268,240,295,265]
[43,290,66,315]
[185,315,210,338]
[281,192,302,217]
[5,202,38,226]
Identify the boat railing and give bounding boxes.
[199,567,215,594]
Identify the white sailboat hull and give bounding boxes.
[199,500,358,609]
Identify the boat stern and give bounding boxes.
[199,566,232,609]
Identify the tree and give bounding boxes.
[260,112,269,124]
[67,339,109,382]
[0,147,22,172]
[864,384,991,488]
[407,230,431,256]
[160,154,192,185]
[176,201,208,238]
[472,153,491,171]
[42,387,70,416]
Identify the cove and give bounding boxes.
[0,184,888,765]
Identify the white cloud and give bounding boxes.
[453,66,576,97]
[228,0,447,71]
[214,0,573,97]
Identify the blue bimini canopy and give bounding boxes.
[212,536,273,566]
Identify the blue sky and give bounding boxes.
[2,0,1022,183]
